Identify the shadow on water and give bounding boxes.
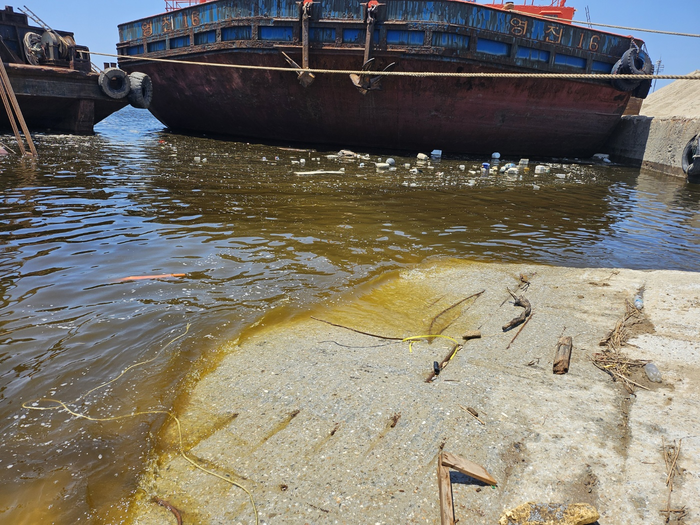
[0,106,699,523]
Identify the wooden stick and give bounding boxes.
[0,59,37,157]
[666,439,682,487]
[426,344,461,383]
[502,290,532,332]
[428,290,485,336]
[310,317,403,340]
[437,453,455,525]
[440,451,497,486]
[152,497,183,525]
[462,330,482,341]
[605,367,651,391]
[0,66,26,156]
[553,336,573,375]
[459,405,485,425]
[506,311,534,349]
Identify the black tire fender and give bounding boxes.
[682,135,699,174]
[126,72,153,109]
[98,68,130,99]
[610,59,640,92]
[623,48,653,76]
[688,161,700,181]
[633,79,652,99]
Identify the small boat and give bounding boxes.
[0,5,151,134]
[116,0,653,156]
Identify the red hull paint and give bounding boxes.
[126,51,629,157]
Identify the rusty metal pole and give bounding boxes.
[301,3,310,71]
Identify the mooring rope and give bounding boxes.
[92,51,700,80]
[22,324,260,525]
[567,20,699,38]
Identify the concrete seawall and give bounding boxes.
[607,115,700,177]
[606,72,700,180]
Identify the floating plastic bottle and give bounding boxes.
[644,363,662,383]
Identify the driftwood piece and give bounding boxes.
[152,497,183,525]
[437,453,455,525]
[440,451,498,486]
[462,330,482,341]
[553,336,573,375]
[502,290,532,332]
[506,312,534,350]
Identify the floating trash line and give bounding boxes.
[91,52,700,81]
[22,324,260,525]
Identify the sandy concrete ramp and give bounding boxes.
[129,261,700,524]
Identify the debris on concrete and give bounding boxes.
[503,290,532,331]
[553,336,573,375]
[128,261,700,525]
[498,502,599,525]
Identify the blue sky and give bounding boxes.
[20,0,699,88]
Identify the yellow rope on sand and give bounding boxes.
[402,334,459,354]
[22,324,259,525]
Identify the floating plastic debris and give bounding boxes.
[431,149,442,159]
[386,158,396,166]
[417,153,429,161]
[492,152,501,159]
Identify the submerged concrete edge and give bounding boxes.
[607,115,700,179]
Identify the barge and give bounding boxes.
[116,0,653,156]
[1,6,150,134]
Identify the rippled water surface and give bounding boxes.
[1,107,699,524]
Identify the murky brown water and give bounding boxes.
[1,107,699,524]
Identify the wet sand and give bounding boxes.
[130,260,700,524]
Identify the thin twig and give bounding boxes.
[152,497,183,525]
[666,439,682,487]
[609,369,651,391]
[506,311,534,349]
[459,405,485,425]
[311,317,403,340]
[428,290,485,336]
[425,343,463,383]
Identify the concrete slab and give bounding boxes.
[128,261,700,524]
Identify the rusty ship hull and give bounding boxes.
[117,0,651,156]
[0,6,128,135]
[4,63,127,134]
